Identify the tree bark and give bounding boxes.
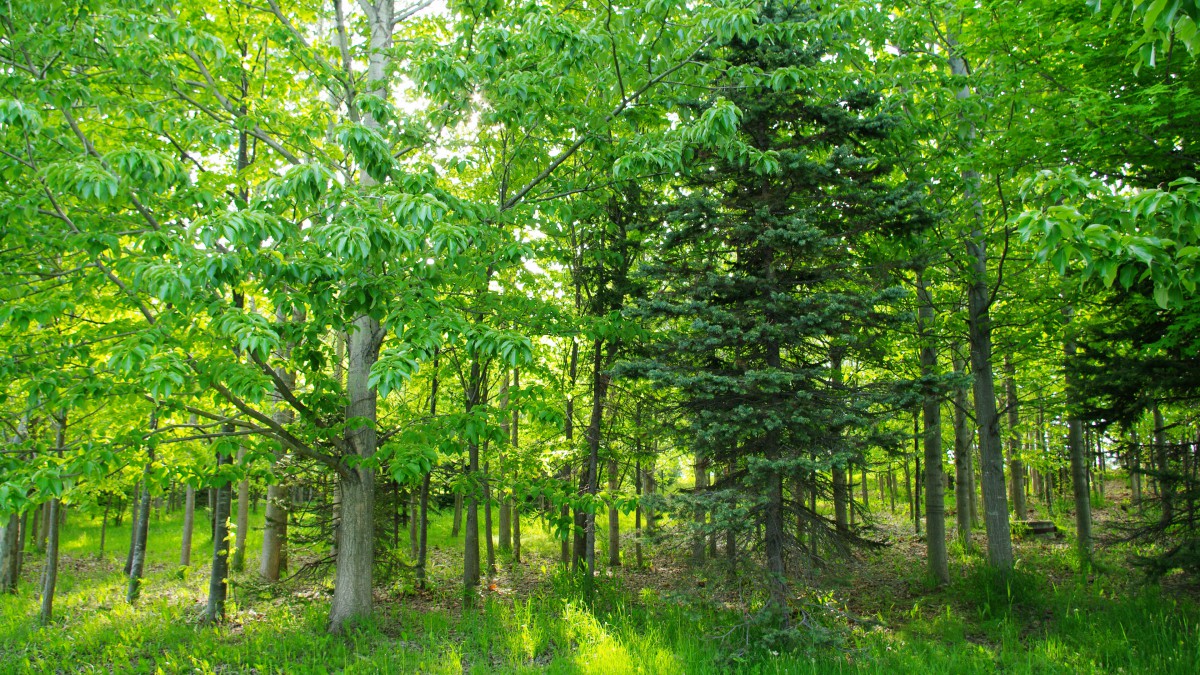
[1064,307,1092,565]
[498,371,512,554]
[128,410,155,604]
[328,313,383,632]
[204,437,232,623]
[232,445,249,572]
[181,485,195,567]
[41,415,65,622]
[583,338,612,599]
[416,349,437,589]
[692,455,708,565]
[0,514,17,593]
[917,272,949,583]
[1154,403,1171,527]
[39,497,60,623]
[952,351,973,549]
[949,33,1013,571]
[1004,354,1027,521]
[608,458,620,567]
[832,350,849,536]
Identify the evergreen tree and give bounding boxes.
[620,1,926,618]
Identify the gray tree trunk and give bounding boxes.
[128,448,154,604]
[0,514,17,593]
[41,416,65,622]
[693,455,708,565]
[608,458,620,567]
[39,497,60,624]
[232,445,249,572]
[917,272,949,584]
[1064,308,1092,565]
[181,485,195,567]
[950,35,1013,571]
[1004,354,1027,520]
[952,351,973,549]
[328,313,383,632]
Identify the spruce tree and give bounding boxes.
[621,1,925,618]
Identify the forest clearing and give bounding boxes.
[2,0,1200,672]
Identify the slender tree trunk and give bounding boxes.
[562,338,578,565]
[452,491,462,537]
[608,457,620,567]
[38,502,49,552]
[128,432,155,603]
[634,459,643,568]
[232,445,249,572]
[693,455,708,565]
[417,472,431,588]
[832,350,849,536]
[39,497,61,623]
[204,437,232,623]
[917,272,948,583]
[41,416,65,622]
[1131,428,1143,507]
[498,371,512,554]
[181,485,195,567]
[513,498,522,564]
[484,461,495,576]
[952,351,973,549]
[99,500,109,559]
[416,349,435,590]
[0,514,18,593]
[261,318,296,582]
[409,489,418,559]
[510,368,520,563]
[1154,403,1171,526]
[462,357,483,592]
[124,480,141,575]
[1064,307,1092,565]
[1004,355,1027,521]
[583,339,612,599]
[950,36,1014,571]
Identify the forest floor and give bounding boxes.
[2,474,1199,674]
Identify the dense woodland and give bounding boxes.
[2,0,1200,672]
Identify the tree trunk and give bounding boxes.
[917,272,948,584]
[417,349,437,589]
[1064,307,1092,565]
[498,371,512,554]
[38,502,49,552]
[0,514,19,593]
[952,351,973,549]
[583,338,612,599]
[128,443,155,604]
[608,457,620,567]
[1154,403,1171,526]
[763,336,788,615]
[463,356,483,592]
[41,417,65,622]
[99,501,109,559]
[232,445,249,572]
[634,459,643,568]
[693,455,708,565]
[950,35,1013,571]
[1004,355,1027,521]
[204,441,232,622]
[510,368,520,563]
[483,461,495,576]
[124,480,141,575]
[328,313,383,632]
[181,485,195,567]
[832,351,849,536]
[39,497,60,624]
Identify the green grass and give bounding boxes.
[2,497,1199,673]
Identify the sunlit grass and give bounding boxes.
[2,494,1199,673]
